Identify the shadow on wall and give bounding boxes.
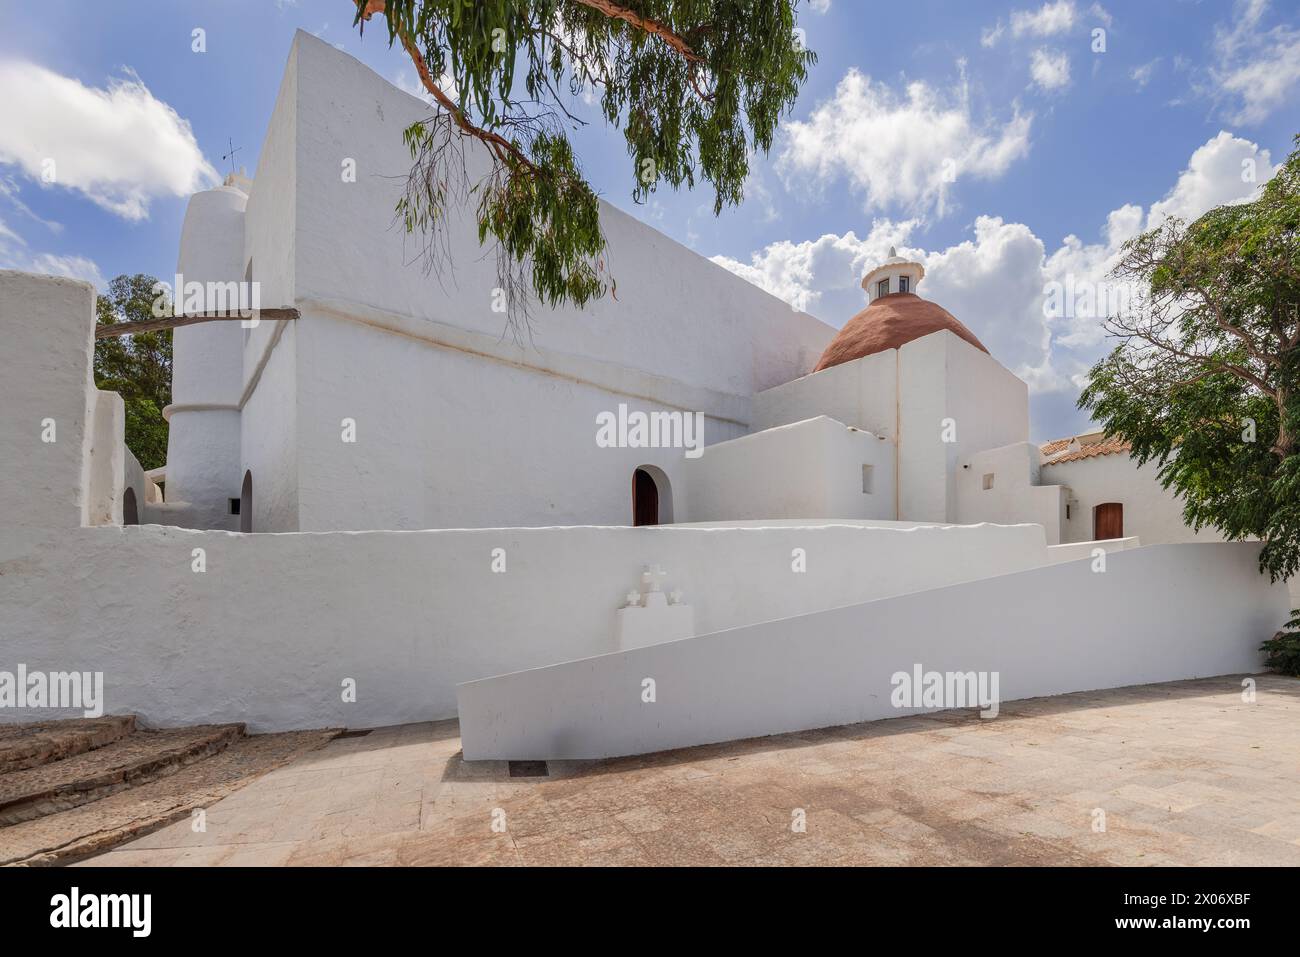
[240,470,252,533]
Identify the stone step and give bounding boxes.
[0,724,246,826]
[0,715,137,775]
[1,729,338,866]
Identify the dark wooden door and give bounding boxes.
[1093,502,1123,540]
[633,469,658,526]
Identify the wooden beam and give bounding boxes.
[94,308,300,339]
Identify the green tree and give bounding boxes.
[354,0,814,330]
[94,274,172,471]
[1079,135,1300,582]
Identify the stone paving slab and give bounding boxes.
[2,730,337,866]
[81,675,1300,867]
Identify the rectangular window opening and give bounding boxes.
[862,464,874,494]
[982,473,995,491]
[899,276,910,294]
[229,498,241,515]
[876,278,890,298]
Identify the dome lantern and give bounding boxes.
[861,246,925,303]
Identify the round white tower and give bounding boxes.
[163,181,249,530]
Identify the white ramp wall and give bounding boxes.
[456,542,1288,760]
[0,521,1046,732]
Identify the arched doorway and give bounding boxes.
[122,487,139,526]
[632,466,673,526]
[240,470,253,533]
[1093,502,1123,540]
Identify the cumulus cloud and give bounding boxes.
[714,132,1277,417]
[1030,48,1071,91]
[0,60,217,221]
[1147,130,1278,225]
[777,68,1032,217]
[806,0,831,12]
[1011,1,1078,38]
[1209,0,1300,124]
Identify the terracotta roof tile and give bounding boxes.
[1040,433,1132,465]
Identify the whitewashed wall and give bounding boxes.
[0,272,97,529]
[752,349,897,438]
[685,416,895,522]
[0,521,1048,731]
[956,442,1067,544]
[457,542,1289,760]
[1042,452,1223,546]
[898,332,1030,523]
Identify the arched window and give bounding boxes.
[632,466,673,526]
[240,470,253,533]
[122,487,139,526]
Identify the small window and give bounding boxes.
[1065,504,1071,520]
[899,275,910,294]
[862,464,874,494]
[229,498,241,515]
[982,473,995,491]
[876,278,890,298]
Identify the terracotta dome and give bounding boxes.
[813,292,988,373]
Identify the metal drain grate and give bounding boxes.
[337,729,373,739]
[508,760,549,778]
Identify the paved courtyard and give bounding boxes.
[82,675,1300,866]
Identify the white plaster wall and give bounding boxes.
[685,416,895,521]
[456,542,1289,759]
[0,271,96,529]
[291,310,742,530]
[284,30,831,405]
[898,333,1029,522]
[751,350,897,437]
[1045,536,1140,563]
[240,320,299,532]
[956,442,1067,544]
[85,390,125,526]
[1042,453,1224,546]
[0,521,1047,730]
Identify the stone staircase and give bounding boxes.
[0,715,338,866]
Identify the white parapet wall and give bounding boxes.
[0,520,1050,731]
[456,542,1289,760]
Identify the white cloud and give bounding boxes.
[1210,0,1300,124]
[1131,59,1159,89]
[981,22,1006,47]
[0,215,104,289]
[806,0,831,12]
[778,68,1032,217]
[0,60,216,221]
[1011,1,1078,38]
[714,132,1278,408]
[1030,48,1071,91]
[1147,130,1277,226]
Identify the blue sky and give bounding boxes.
[1,0,1297,439]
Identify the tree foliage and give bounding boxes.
[94,274,172,471]
[1079,135,1300,582]
[353,0,814,331]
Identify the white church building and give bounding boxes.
[0,33,1289,759]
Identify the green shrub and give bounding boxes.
[1260,610,1300,676]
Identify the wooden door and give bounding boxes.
[1093,502,1123,540]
